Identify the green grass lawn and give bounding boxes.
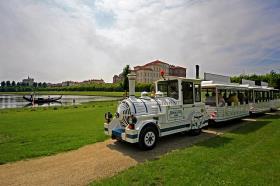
[0,101,117,164]
[92,113,280,186]
[0,91,141,97]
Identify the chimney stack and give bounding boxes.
[127,72,136,97]
[195,65,200,79]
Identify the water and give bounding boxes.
[0,94,120,109]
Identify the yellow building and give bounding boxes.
[133,60,186,83]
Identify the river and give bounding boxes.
[0,94,120,109]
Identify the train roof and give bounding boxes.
[155,76,203,83]
[201,80,247,90]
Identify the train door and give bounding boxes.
[182,81,204,129]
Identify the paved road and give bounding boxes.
[0,118,254,186]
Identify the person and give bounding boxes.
[206,92,216,106]
[218,93,225,106]
[228,93,239,106]
[238,92,244,105]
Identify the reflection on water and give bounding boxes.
[0,95,120,109]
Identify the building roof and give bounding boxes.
[143,60,169,67]
[133,60,185,71]
[169,65,186,70]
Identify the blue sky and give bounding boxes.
[0,0,279,83]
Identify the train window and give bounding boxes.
[266,91,270,101]
[194,84,201,102]
[247,90,253,103]
[157,80,179,100]
[217,89,226,107]
[202,88,216,106]
[255,91,261,102]
[182,81,194,104]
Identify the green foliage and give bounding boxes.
[6,81,11,86]
[0,101,117,164]
[0,82,152,93]
[93,114,280,185]
[121,65,130,92]
[231,71,280,89]
[1,81,5,87]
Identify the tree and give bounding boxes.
[16,82,21,86]
[6,81,11,86]
[231,71,280,89]
[1,81,5,87]
[42,82,47,88]
[121,65,130,93]
[33,82,38,87]
[38,82,42,87]
[12,81,16,86]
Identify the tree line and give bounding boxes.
[0,81,48,92]
[230,70,280,89]
[0,80,152,92]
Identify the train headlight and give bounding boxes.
[104,112,113,123]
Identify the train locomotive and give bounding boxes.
[104,68,209,150]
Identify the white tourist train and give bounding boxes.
[201,73,280,123]
[104,66,280,150]
[104,69,209,150]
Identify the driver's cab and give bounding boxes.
[154,76,208,134]
[155,76,203,106]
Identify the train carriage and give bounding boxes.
[104,70,208,150]
[269,88,280,111]
[241,80,271,114]
[202,73,250,123]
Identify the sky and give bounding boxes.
[0,0,280,83]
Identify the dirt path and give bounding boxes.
[0,119,253,186]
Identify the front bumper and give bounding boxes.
[104,123,138,143]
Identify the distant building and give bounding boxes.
[22,76,34,86]
[113,74,123,83]
[134,60,186,83]
[169,65,186,77]
[62,81,76,87]
[83,79,105,84]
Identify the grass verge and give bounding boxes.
[92,113,280,185]
[0,101,117,164]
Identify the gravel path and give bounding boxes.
[0,119,249,186]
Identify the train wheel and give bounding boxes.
[189,116,202,136]
[189,128,202,136]
[139,126,158,150]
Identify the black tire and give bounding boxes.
[138,126,158,150]
[189,128,202,136]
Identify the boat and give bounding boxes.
[23,95,62,103]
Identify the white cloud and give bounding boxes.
[0,0,279,83]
